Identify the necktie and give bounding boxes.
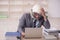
[33,19,40,28]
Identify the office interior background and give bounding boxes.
[0,0,60,40]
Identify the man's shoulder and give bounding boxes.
[22,13,31,17]
[23,13,30,15]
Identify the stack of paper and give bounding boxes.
[44,27,60,33]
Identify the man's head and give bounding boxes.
[31,4,44,19]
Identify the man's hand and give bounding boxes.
[40,8,47,21]
[21,32,25,37]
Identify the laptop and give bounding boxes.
[25,28,42,38]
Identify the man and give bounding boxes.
[17,4,50,37]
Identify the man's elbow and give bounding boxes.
[45,24,50,29]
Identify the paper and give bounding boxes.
[44,27,60,33]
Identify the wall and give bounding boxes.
[48,0,60,17]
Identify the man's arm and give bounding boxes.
[40,8,50,29]
[17,14,26,33]
[43,19,50,29]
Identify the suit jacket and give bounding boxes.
[17,13,50,32]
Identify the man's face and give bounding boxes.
[33,12,42,19]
